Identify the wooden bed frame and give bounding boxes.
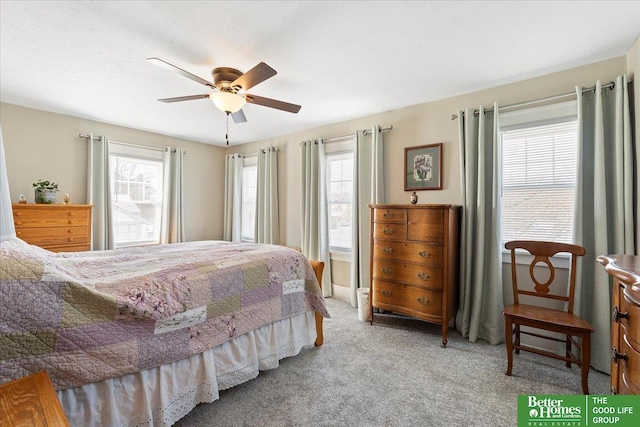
[309,260,325,347]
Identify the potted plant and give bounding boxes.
[33,179,59,204]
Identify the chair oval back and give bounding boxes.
[505,240,586,313]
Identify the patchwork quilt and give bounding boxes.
[0,239,329,390]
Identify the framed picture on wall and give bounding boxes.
[404,143,442,191]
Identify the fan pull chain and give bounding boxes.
[225,112,230,146]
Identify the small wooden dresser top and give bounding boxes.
[12,204,92,252]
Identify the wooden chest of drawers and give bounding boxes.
[12,204,92,252]
[598,254,640,394]
[369,204,461,347]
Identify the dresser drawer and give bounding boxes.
[373,222,405,241]
[13,208,90,227]
[619,288,640,349]
[372,280,442,317]
[619,330,640,393]
[407,209,444,242]
[372,241,443,264]
[372,259,443,289]
[16,227,90,246]
[373,208,406,223]
[620,371,640,395]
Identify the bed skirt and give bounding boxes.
[57,311,317,427]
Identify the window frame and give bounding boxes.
[499,100,577,267]
[240,155,258,243]
[325,136,355,255]
[108,142,166,249]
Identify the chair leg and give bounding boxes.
[505,317,514,376]
[581,333,591,394]
[514,324,520,355]
[566,335,572,368]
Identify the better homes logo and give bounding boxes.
[519,395,585,426]
[527,396,582,424]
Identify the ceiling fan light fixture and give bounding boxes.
[209,91,246,113]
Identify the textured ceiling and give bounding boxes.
[1,1,639,146]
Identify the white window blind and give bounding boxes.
[501,120,578,244]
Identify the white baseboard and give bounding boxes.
[331,284,350,302]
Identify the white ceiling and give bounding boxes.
[1,1,639,147]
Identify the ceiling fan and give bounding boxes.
[147,57,301,144]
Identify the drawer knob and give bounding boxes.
[382,247,393,254]
[417,296,429,305]
[418,273,430,281]
[382,290,392,297]
[382,267,393,274]
[383,212,393,219]
[68,220,75,224]
[68,212,75,216]
[611,347,628,363]
[15,221,22,225]
[16,231,22,236]
[15,212,22,216]
[419,251,431,258]
[68,229,74,234]
[68,237,74,242]
[612,306,629,323]
[383,228,393,235]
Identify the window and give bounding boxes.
[109,143,165,248]
[500,102,578,245]
[326,137,355,252]
[241,156,257,242]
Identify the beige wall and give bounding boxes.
[0,54,632,258]
[230,56,628,290]
[0,103,226,242]
[627,34,640,251]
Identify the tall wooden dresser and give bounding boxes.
[597,254,640,394]
[369,204,461,347]
[12,204,92,252]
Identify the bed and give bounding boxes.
[0,238,329,426]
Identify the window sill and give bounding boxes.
[501,249,570,269]
[330,251,351,262]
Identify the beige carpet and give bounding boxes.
[176,297,609,426]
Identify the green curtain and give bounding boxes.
[350,126,385,307]
[255,147,279,244]
[455,104,505,345]
[86,134,114,250]
[0,125,16,241]
[301,139,332,297]
[223,153,242,242]
[573,75,634,373]
[162,148,185,244]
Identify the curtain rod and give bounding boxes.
[79,133,185,154]
[450,81,623,120]
[323,124,394,144]
[239,147,279,158]
[363,125,393,136]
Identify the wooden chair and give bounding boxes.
[502,240,594,394]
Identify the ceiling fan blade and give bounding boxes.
[146,57,215,89]
[231,109,247,124]
[232,62,277,91]
[245,94,301,113]
[157,94,211,103]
